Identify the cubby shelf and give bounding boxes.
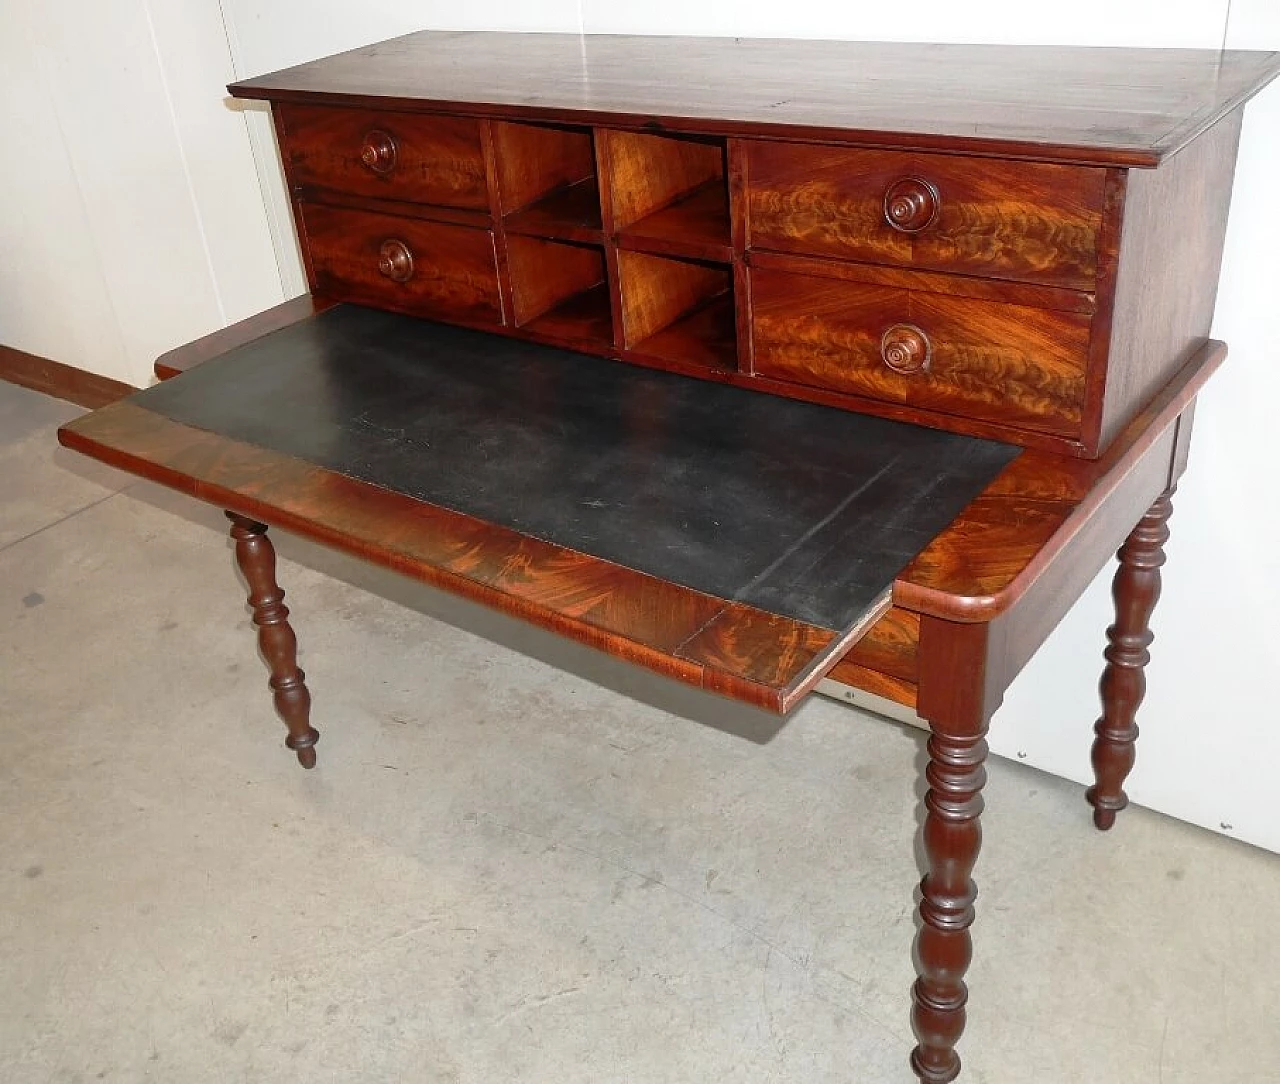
[616,181,732,262]
[504,177,603,244]
[523,282,614,348]
[492,119,602,247]
[490,121,741,368]
[506,235,614,350]
[617,249,736,372]
[628,291,736,371]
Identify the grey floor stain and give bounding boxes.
[22,591,45,608]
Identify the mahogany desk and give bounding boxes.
[57,34,1279,1082]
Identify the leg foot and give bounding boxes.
[227,512,319,768]
[1086,488,1173,829]
[910,727,988,1083]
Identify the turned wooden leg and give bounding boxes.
[1086,487,1174,830]
[226,512,319,768]
[911,726,989,1084]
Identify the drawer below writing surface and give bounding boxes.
[300,204,504,327]
[750,266,1090,438]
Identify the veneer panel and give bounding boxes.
[746,143,1107,289]
[751,266,1090,437]
[300,203,504,326]
[277,102,488,209]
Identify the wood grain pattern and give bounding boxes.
[681,591,890,711]
[748,250,1095,314]
[276,102,488,210]
[0,343,136,407]
[1090,110,1243,451]
[123,38,1271,1084]
[825,663,917,709]
[57,401,860,712]
[751,266,1090,437]
[616,182,732,263]
[895,339,1224,623]
[289,189,493,230]
[506,236,607,328]
[174,301,1089,464]
[746,144,1107,290]
[503,178,603,244]
[232,34,1280,167]
[618,250,730,348]
[149,296,1222,706]
[983,423,1177,693]
[599,129,724,231]
[824,606,920,708]
[624,293,737,372]
[491,120,596,213]
[835,606,920,684]
[521,283,615,350]
[300,203,504,325]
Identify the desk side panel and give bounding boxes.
[1091,110,1242,452]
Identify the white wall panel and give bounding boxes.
[0,7,130,379]
[145,0,284,325]
[24,1,231,387]
[0,0,286,387]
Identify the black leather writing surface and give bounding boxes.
[134,305,1020,631]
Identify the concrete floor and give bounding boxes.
[1,378,1277,1084]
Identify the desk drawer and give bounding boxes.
[301,204,504,326]
[745,143,1107,290]
[750,267,1090,437]
[278,104,489,211]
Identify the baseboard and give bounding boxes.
[0,343,138,409]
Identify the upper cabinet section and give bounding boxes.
[232,33,1280,167]
[234,33,1276,459]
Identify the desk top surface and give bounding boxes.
[59,300,1223,710]
[230,32,1280,166]
[126,305,1017,632]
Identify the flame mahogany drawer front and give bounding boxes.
[744,142,1109,291]
[300,203,504,327]
[750,265,1091,437]
[276,103,489,211]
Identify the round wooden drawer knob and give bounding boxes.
[880,324,931,373]
[378,239,415,283]
[884,177,939,233]
[360,130,398,174]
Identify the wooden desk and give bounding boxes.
[57,34,1279,1082]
